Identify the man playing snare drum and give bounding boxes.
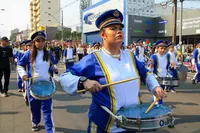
[60,9,165,133]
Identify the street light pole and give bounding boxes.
[61,10,64,47]
[172,0,177,45]
[179,0,183,54]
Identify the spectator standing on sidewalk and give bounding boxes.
[0,37,14,97]
[54,41,62,63]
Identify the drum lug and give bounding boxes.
[168,112,173,116]
[167,112,175,128]
[136,118,141,124]
[136,118,142,132]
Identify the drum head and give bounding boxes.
[30,80,55,98]
[117,104,171,119]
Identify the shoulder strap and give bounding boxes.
[166,54,170,69]
[152,54,158,75]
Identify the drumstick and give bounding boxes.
[144,54,151,60]
[28,76,40,80]
[77,77,140,93]
[145,98,158,114]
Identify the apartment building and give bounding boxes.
[30,0,61,32]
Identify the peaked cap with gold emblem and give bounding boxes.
[95,9,124,30]
[31,31,46,41]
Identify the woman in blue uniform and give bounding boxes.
[17,31,57,132]
[16,41,27,92]
[60,9,165,133]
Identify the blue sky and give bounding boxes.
[0,0,199,38]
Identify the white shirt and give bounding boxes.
[156,54,169,77]
[137,46,145,62]
[66,48,73,59]
[168,51,178,65]
[77,47,84,54]
[33,50,50,82]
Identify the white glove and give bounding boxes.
[14,58,18,62]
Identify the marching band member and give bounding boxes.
[13,42,20,68]
[13,42,20,58]
[191,41,200,84]
[131,42,136,55]
[63,40,75,70]
[17,31,57,132]
[168,44,178,93]
[60,9,164,133]
[149,40,175,104]
[23,40,32,106]
[87,44,93,54]
[16,41,27,92]
[93,42,100,51]
[77,44,84,60]
[25,40,32,51]
[135,39,146,63]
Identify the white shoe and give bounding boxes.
[171,90,176,93]
[18,89,23,92]
[0,93,7,97]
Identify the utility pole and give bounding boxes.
[179,0,184,54]
[80,0,92,43]
[61,10,64,48]
[172,0,177,45]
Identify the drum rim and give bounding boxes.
[30,80,56,100]
[117,114,171,120]
[116,104,172,120]
[30,90,56,100]
[159,77,179,80]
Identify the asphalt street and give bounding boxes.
[0,65,200,133]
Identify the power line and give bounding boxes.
[53,0,79,15]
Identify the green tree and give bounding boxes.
[71,31,77,41]
[77,32,82,41]
[10,33,18,42]
[55,31,62,40]
[64,30,71,40]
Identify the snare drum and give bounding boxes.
[30,80,56,100]
[116,104,174,131]
[158,77,180,87]
[66,58,75,63]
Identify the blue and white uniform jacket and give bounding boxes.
[17,50,57,84]
[150,53,171,78]
[168,51,178,66]
[135,46,146,62]
[192,48,200,71]
[16,50,26,64]
[60,49,160,132]
[13,47,20,59]
[63,47,74,62]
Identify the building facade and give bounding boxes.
[30,0,61,32]
[15,29,31,42]
[11,28,19,35]
[82,0,200,45]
